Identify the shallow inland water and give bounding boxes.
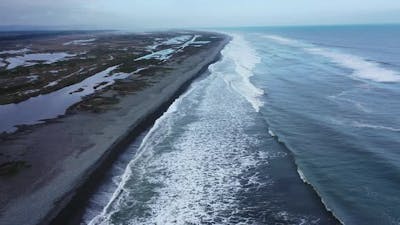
[0,33,212,133]
[0,66,133,133]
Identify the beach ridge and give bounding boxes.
[0,32,230,225]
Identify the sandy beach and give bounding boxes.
[0,31,229,225]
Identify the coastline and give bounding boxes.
[0,32,230,225]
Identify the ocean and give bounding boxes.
[82,25,400,225]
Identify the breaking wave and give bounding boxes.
[88,35,270,225]
[262,34,400,83]
[222,33,264,112]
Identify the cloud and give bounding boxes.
[0,0,399,29]
[0,0,80,25]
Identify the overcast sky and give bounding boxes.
[1,0,400,30]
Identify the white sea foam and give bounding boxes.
[89,87,262,224]
[352,121,400,132]
[332,118,400,132]
[328,93,371,113]
[297,168,309,184]
[88,38,273,225]
[88,81,198,225]
[297,168,345,224]
[82,34,334,225]
[307,47,400,83]
[268,128,276,137]
[263,35,302,47]
[222,34,264,112]
[263,34,400,83]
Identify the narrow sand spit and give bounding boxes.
[0,32,230,225]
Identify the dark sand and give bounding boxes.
[0,32,229,225]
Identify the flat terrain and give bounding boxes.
[0,30,229,225]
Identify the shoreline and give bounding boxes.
[51,40,229,225]
[0,32,230,225]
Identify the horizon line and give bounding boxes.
[0,22,399,32]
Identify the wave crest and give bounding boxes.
[222,34,264,112]
[263,34,400,83]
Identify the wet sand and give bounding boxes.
[0,32,229,225]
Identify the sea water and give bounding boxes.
[83,25,400,225]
